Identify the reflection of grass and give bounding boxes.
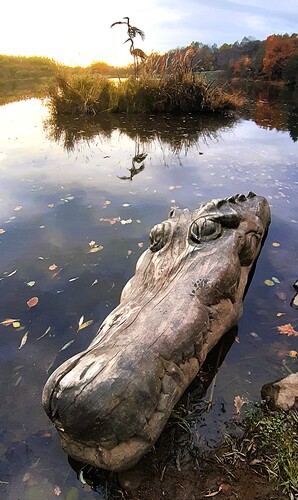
[47,69,244,116]
[244,404,298,497]
[44,110,236,153]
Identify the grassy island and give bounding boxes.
[47,69,244,116]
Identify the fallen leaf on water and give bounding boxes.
[59,339,75,351]
[0,229,5,234]
[277,323,298,336]
[122,203,130,207]
[100,217,119,225]
[127,250,132,256]
[69,277,79,282]
[289,350,297,358]
[234,395,247,414]
[6,269,17,277]
[168,186,175,190]
[23,472,30,482]
[264,279,274,286]
[1,318,20,326]
[138,242,144,248]
[272,276,280,284]
[89,245,103,253]
[135,219,141,224]
[49,264,57,271]
[78,320,93,332]
[91,279,98,286]
[104,200,111,205]
[14,205,22,211]
[89,240,96,247]
[13,321,21,328]
[27,281,36,287]
[120,218,132,225]
[36,326,51,341]
[54,485,61,496]
[272,242,280,247]
[48,204,54,208]
[79,315,84,327]
[19,331,28,349]
[27,297,39,308]
[276,312,285,317]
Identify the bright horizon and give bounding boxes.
[1,0,297,67]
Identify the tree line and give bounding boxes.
[1,33,297,85]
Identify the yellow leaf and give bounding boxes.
[276,312,285,317]
[122,203,130,207]
[272,242,280,247]
[264,279,274,286]
[289,350,297,358]
[27,281,36,287]
[104,200,111,205]
[89,245,103,253]
[78,320,93,331]
[13,321,21,328]
[1,318,20,326]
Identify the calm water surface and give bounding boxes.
[0,86,297,498]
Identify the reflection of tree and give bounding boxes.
[231,81,298,142]
[288,107,298,142]
[44,112,236,158]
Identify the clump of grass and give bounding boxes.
[244,404,298,497]
[47,72,114,115]
[47,54,244,116]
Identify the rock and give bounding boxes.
[42,192,270,471]
[261,373,298,411]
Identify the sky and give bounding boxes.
[1,0,297,67]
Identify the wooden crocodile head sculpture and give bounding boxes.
[42,192,271,471]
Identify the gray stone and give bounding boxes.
[42,192,270,471]
[261,373,298,411]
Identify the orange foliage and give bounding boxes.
[263,34,298,80]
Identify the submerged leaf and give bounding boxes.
[27,297,39,308]
[49,264,58,271]
[13,321,21,328]
[27,281,36,287]
[0,229,6,234]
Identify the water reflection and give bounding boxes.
[0,89,297,499]
[44,112,236,155]
[232,81,298,142]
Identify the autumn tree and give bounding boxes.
[263,34,298,80]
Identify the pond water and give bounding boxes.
[0,84,297,499]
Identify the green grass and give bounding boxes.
[244,404,298,497]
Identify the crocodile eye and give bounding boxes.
[189,217,222,244]
[149,222,171,252]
